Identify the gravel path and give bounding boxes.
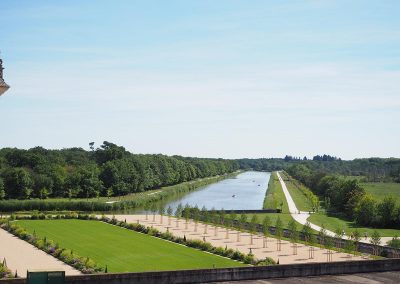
[0,228,81,278]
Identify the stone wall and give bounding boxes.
[2,259,400,284]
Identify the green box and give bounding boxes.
[27,271,65,284]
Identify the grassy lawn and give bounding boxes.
[280,172,313,212]
[308,211,400,237]
[16,219,246,272]
[362,182,400,203]
[263,172,289,213]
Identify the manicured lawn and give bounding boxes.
[362,182,400,203]
[308,211,400,237]
[264,172,289,213]
[16,219,246,272]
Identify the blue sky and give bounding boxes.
[0,0,399,159]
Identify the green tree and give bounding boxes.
[151,203,157,222]
[318,224,327,247]
[158,205,165,224]
[262,215,271,248]
[288,220,298,255]
[236,213,247,242]
[219,209,226,226]
[2,168,33,199]
[275,216,283,251]
[38,187,49,199]
[302,221,312,243]
[175,203,183,227]
[351,229,361,253]
[106,187,114,198]
[0,177,6,200]
[355,194,377,226]
[229,210,237,221]
[202,207,209,234]
[249,215,258,245]
[370,230,381,256]
[167,206,173,225]
[183,204,190,229]
[193,205,200,232]
[377,196,397,227]
[325,236,334,262]
[334,227,344,250]
[213,210,221,236]
[144,203,150,220]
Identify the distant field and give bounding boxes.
[16,219,246,272]
[362,182,400,202]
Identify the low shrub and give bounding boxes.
[0,262,12,279]
[255,257,276,266]
[388,236,400,249]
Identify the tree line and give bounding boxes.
[0,142,239,200]
[237,156,400,182]
[286,163,400,229]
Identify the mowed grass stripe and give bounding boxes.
[16,219,246,272]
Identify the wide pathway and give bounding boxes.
[0,228,81,278]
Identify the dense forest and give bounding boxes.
[237,156,400,182]
[287,164,400,229]
[0,142,239,200]
[0,144,399,202]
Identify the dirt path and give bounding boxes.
[110,214,367,265]
[0,228,81,278]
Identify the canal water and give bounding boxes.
[163,171,271,211]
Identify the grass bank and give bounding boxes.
[16,219,246,272]
[263,172,288,212]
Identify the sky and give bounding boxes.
[0,0,399,160]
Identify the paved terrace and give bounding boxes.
[0,228,81,278]
[110,214,368,265]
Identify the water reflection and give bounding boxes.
[161,171,271,211]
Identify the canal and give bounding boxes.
[163,171,271,211]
